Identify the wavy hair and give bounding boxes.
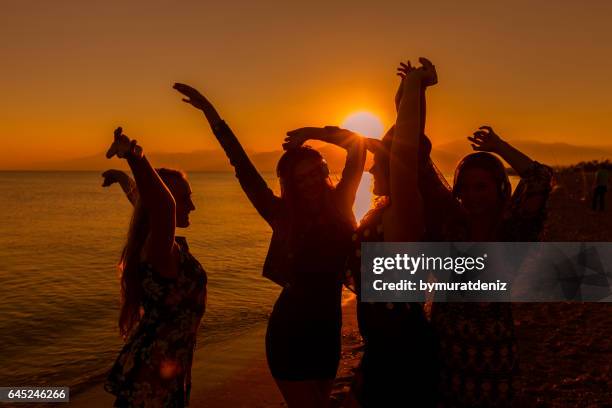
[276,145,355,240]
[118,168,187,338]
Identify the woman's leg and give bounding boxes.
[274,379,333,408]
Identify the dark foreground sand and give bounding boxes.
[511,171,612,407]
[69,295,361,408]
[71,171,612,407]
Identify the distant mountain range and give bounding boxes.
[431,140,612,174]
[13,140,612,175]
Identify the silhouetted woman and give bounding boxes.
[103,128,207,408]
[344,59,444,407]
[431,126,553,407]
[173,83,366,407]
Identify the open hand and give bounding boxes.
[395,61,417,111]
[173,83,210,111]
[173,82,222,125]
[106,127,143,160]
[400,58,437,86]
[101,169,128,187]
[395,57,437,110]
[468,126,504,152]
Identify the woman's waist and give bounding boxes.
[272,295,342,321]
[140,302,205,322]
[357,303,429,335]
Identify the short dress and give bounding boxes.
[265,217,351,381]
[105,237,207,408]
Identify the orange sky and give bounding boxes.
[2,1,611,169]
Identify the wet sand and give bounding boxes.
[69,295,362,408]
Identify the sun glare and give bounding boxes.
[340,111,385,221]
[341,111,385,139]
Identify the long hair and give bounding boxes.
[452,152,512,208]
[361,127,461,240]
[276,145,331,199]
[276,145,355,233]
[118,168,186,339]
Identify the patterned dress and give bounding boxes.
[105,237,207,408]
[431,162,553,407]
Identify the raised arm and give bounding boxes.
[283,126,366,214]
[385,59,436,241]
[173,83,281,224]
[106,128,177,277]
[469,126,553,216]
[469,126,535,176]
[101,169,138,206]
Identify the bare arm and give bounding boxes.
[284,126,366,214]
[106,128,177,277]
[101,169,138,206]
[469,126,552,214]
[468,126,534,177]
[336,135,367,213]
[173,83,281,224]
[385,66,424,241]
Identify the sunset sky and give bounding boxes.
[2,0,611,169]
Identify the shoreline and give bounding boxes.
[70,295,362,407]
[64,172,612,406]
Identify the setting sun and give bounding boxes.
[340,111,384,221]
[341,111,385,139]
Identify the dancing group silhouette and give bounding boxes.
[101,58,553,408]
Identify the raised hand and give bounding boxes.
[417,57,437,87]
[468,126,504,153]
[101,169,129,187]
[283,126,357,150]
[173,83,210,111]
[396,60,416,79]
[173,83,222,125]
[401,58,437,87]
[106,127,143,160]
[395,60,415,111]
[395,58,437,111]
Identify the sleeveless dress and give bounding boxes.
[345,207,439,407]
[105,237,207,408]
[265,215,352,380]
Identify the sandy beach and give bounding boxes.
[69,294,362,408]
[70,170,612,407]
[511,171,612,407]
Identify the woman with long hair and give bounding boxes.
[103,128,207,407]
[344,58,445,407]
[431,126,553,407]
[172,83,366,407]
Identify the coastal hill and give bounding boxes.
[13,140,612,175]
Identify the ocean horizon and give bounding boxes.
[0,170,519,391]
[0,171,283,390]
